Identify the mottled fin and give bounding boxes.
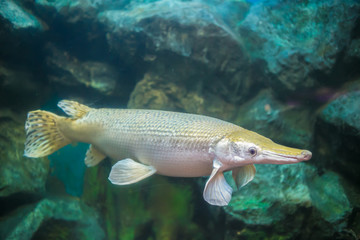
[203,159,233,206]
[24,110,71,157]
[232,164,256,189]
[108,158,156,185]
[85,144,106,167]
[57,100,92,119]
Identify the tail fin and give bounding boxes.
[24,110,72,158]
[24,100,93,158]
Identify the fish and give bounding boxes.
[24,100,312,206]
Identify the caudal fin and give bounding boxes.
[24,110,71,158]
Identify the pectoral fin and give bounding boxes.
[85,144,106,167]
[203,159,233,206]
[232,164,256,189]
[108,158,156,185]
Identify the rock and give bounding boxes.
[224,163,352,239]
[99,0,242,60]
[128,72,237,120]
[99,0,254,104]
[0,197,104,240]
[128,73,204,112]
[0,113,49,197]
[315,81,360,182]
[0,64,48,110]
[234,89,314,148]
[34,0,256,104]
[320,82,360,134]
[305,170,351,226]
[210,0,250,31]
[34,0,128,21]
[346,39,360,60]
[238,0,360,91]
[34,0,98,23]
[0,2,46,83]
[0,0,43,31]
[224,163,311,226]
[46,44,118,95]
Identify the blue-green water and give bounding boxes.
[0,0,360,240]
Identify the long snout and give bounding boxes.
[260,144,312,164]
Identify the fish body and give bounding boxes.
[24,100,312,206]
[74,108,241,177]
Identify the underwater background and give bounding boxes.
[0,0,360,239]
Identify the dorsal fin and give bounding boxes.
[57,100,92,119]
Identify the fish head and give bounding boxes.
[215,129,312,168]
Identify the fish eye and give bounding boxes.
[249,147,257,156]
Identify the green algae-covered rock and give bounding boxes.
[34,0,99,23]
[224,164,352,239]
[128,72,237,120]
[0,0,43,30]
[346,39,360,60]
[306,170,351,226]
[320,84,360,134]
[0,197,104,240]
[234,89,314,148]
[225,163,311,226]
[128,73,189,111]
[317,81,360,182]
[238,0,360,91]
[0,113,48,197]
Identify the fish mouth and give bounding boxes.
[261,149,312,164]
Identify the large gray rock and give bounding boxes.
[33,0,256,104]
[98,0,242,59]
[46,44,119,95]
[98,0,254,103]
[0,197,104,240]
[238,0,360,91]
